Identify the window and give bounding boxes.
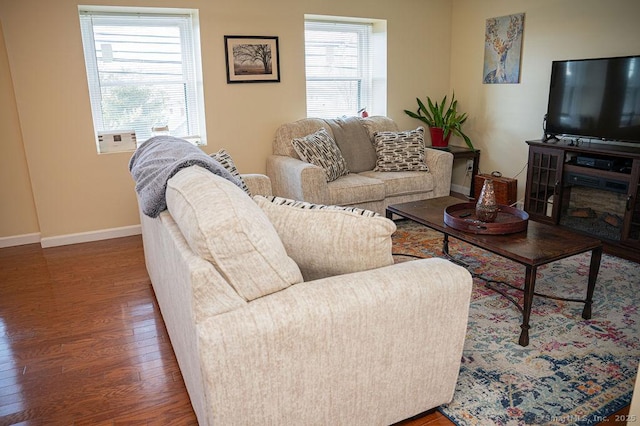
[304,16,386,119]
[79,7,206,152]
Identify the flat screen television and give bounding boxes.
[544,55,640,145]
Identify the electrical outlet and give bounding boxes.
[465,159,474,173]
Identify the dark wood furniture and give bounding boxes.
[386,196,603,347]
[474,173,517,206]
[524,139,640,263]
[434,145,480,198]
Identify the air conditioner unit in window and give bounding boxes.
[97,131,137,153]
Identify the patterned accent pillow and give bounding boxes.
[263,195,381,217]
[372,127,429,172]
[210,149,251,195]
[291,128,349,182]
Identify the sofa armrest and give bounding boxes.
[266,155,330,203]
[139,208,247,426]
[424,147,454,197]
[241,173,272,196]
[198,258,472,425]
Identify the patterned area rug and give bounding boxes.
[392,220,640,426]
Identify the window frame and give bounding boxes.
[304,15,386,119]
[78,6,207,152]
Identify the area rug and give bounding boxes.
[392,220,640,426]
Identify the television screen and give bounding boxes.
[545,55,640,144]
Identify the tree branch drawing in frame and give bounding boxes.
[225,36,280,83]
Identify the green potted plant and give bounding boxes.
[404,92,475,150]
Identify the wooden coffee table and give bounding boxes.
[386,196,603,346]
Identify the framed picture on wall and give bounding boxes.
[224,36,280,83]
[483,13,525,84]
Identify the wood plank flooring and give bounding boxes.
[0,236,197,424]
[0,235,630,424]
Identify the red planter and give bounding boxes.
[429,127,451,148]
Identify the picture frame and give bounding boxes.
[224,36,280,83]
[482,13,525,84]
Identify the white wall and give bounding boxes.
[0,0,452,240]
[631,365,640,423]
[0,21,39,241]
[450,0,640,201]
[3,0,640,241]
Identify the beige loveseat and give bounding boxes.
[138,166,472,425]
[267,116,454,215]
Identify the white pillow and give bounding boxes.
[166,166,303,301]
[254,195,396,281]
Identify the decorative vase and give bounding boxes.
[476,179,499,222]
[429,127,451,148]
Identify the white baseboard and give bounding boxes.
[0,232,41,248]
[39,225,142,248]
[11,225,142,248]
[451,183,472,197]
[2,226,142,249]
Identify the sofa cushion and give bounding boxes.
[373,127,429,172]
[166,166,303,301]
[359,116,400,140]
[292,128,350,182]
[274,118,329,158]
[259,195,382,216]
[325,117,377,173]
[210,149,251,195]
[359,170,434,196]
[326,173,386,206]
[254,195,396,281]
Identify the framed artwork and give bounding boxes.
[224,36,280,83]
[483,13,525,84]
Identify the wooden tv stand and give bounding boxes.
[524,139,640,263]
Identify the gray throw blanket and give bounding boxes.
[129,136,242,218]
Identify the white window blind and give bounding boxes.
[79,8,206,152]
[304,20,373,119]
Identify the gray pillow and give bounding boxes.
[325,117,377,173]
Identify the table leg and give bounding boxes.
[582,246,602,320]
[470,152,480,198]
[519,265,537,347]
[443,234,450,256]
[385,209,392,220]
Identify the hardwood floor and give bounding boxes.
[0,236,196,424]
[0,236,630,424]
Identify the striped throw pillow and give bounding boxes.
[372,127,429,172]
[291,128,349,182]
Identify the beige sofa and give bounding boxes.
[138,166,472,425]
[267,116,454,215]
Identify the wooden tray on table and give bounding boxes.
[443,203,528,235]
